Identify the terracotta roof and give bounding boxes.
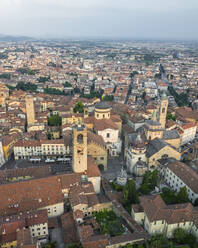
[2,133,19,146]
[17,228,35,248]
[134,194,197,225]
[41,139,65,144]
[181,122,197,130]
[0,176,63,217]
[87,131,105,147]
[14,140,41,147]
[94,118,118,131]
[87,157,101,177]
[61,212,79,244]
[167,161,198,193]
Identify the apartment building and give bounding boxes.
[14,139,70,160]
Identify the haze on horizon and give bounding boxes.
[1,0,198,40]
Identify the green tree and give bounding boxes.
[173,228,187,244]
[42,241,57,248]
[177,187,189,203]
[44,87,67,96]
[63,81,72,87]
[16,81,37,92]
[154,73,162,79]
[151,234,172,248]
[123,179,139,205]
[161,187,177,205]
[73,101,84,113]
[141,91,146,100]
[185,233,196,247]
[150,170,158,190]
[166,113,176,121]
[73,87,81,94]
[0,73,11,79]
[48,115,62,126]
[38,76,50,83]
[103,95,114,102]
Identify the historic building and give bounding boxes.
[85,102,122,156]
[0,83,9,107]
[25,95,35,126]
[160,160,198,203]
[159,92,168,128]
[132,195,198,239]
[72,124,88,173]
[126,133,147,176]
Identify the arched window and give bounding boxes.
[162,107,165,113]
[77,134,83,143]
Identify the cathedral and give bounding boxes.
[126,93,181,175]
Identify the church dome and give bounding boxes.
[132,133,146,150]
[95,102,111,110]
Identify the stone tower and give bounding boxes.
[72,124,87,173]
[25,95,35,126]
[159,92,168,129]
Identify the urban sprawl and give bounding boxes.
[0,40,198,248]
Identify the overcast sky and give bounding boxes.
[1,0,198,40]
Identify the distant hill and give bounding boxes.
[0,34,34,42]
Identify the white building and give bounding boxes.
[161,161,198,203]
[126,134,147,176]
[0,140,5,167]
[144,81,158,98]
[13,139,70,160]
[132,194,198,239]
[177,122,197,145]
[94,118,122,156]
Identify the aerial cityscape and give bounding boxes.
[0,1,198,248]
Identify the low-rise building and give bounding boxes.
[177,122,197,145]
[161,161,198,203]
[132,194,198,239]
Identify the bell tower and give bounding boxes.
[25,94,35,126]
[159,92,168,128]
[72,124,87,173]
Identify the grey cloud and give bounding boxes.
[0,0,198,40]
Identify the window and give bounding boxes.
[107,133,110,138]
[162,107,165,113]
[37,228,40,231]
[77,134,83,143]
[100,157,104,160]
[38,232,40,236]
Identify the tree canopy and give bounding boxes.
[140,170,158,195]
[63,81,72,87]
[161,187,189,205]
[73,101,84,113]
[16,81,38,92]
[48,115,62,126]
